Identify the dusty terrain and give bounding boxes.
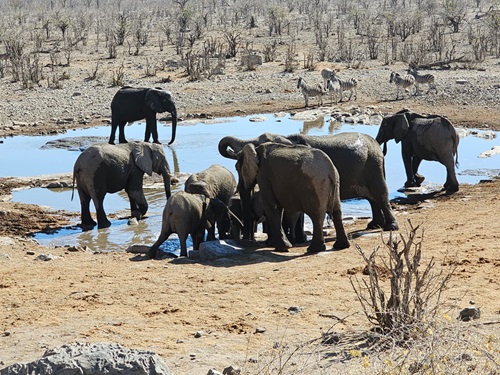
[1,37,500,373]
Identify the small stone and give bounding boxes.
[207,370,223,375]
[255,327,266,334]
[26,251,35,255]
[194,330,204,338]
[223,365,241,375]
[288,306,304,315]
[458,306,481,321]
[128,217,139,225]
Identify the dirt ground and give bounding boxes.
[1,57,500,372]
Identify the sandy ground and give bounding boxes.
[0,51,500,372]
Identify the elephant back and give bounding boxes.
[184,164,236,204]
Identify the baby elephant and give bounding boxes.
[73,142,171,230]
[148,191,214,259]
[184,164,237,240]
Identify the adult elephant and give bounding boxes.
[148,191,214,259]
[109,86,178,145]
[184,164,237,240]
[73,142,171,230]
[219,132,398,240]
[236,142,349,253]
[375,109,459,193]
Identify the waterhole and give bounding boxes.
[2,112,498,256]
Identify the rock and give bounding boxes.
[288,306,304,315]
[479,145,500,158]
[456,79,468,84]
[128,217,139,225]
[126,245,150,254]
[223,365,241,375]
[194,330,205,338]
[208,370,223,375]
[255,327,266,334]
[249,116,267,122]
[35,254,61,261]
[458,306,481,321]
[195,240,244,260]
[0,342,172,375]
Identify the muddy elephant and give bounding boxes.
[184,164,237,240]
[109,86,177,145]
[375,109,460,192]
[219,132,398,240]
[236,142,349,253]
[148,191,214,259]
[72,142,171,230]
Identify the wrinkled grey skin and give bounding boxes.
[219,132,398,239]
[109,86,178,145]
[148,191,213,259]
[72,142,171,230]
[184,164,237,240]
[236,142,349,253]
[375,109,459,193]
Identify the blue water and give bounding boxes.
[3,113,499,254]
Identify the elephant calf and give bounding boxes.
[184,164,237,240]
[148,191,214,259]
[72,142,171,230]
[236,142,349,253]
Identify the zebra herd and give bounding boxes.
[297,66,436,107]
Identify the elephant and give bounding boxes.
[236,142,350,253]
[109,86,178,145]
[72,141,171,230]
[219,132,398,240]
[375,109,460,193]
[184,164,237,240]
[148,191,214,259]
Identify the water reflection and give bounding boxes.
[3,113,499,253]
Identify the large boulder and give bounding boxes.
[0,342,172,375]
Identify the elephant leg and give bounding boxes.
[366,200,385,229]
[294,212,307,243]
[78,190,97,230]
[264,201,291,252]
[117,122,128,144]
[146,117,160,144]
[192,227,205,251]
[330,201,350,250]
[94,197,111,229]
[411,156,424,186]
[148,228,172,259]
[179,233,190,257]
[307,212,326,253]
[402,149,418,187]
[126,188,148,219]
[443,158,459,193]
[109,119,125,145]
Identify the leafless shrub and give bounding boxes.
[111,62,125,86]
[85,61,101,81]
[263,39,278,62]
[467,25,488,62]
[108,38,117,59]
[284,43,297,73]
[144,58,157,77]
[350,220,455,337]
[224,29,241,58]
[303,50,315,71]
[114,13,128,46]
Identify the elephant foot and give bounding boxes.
[333,239,350,250]
[415,174,425,186]
[97,220,112,229]
[119,139,128,144]
[445,184,459,194]
[81,221,97,231]
[366,220,383,230]
[147,247,158,259]
[383,221,399,231]
[307,242,326,253]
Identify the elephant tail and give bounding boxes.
[453,132,460,168]
[382,141,387,156]
[71,171,76,201]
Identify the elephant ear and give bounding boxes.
[132,144,154,176]
[240,144,259,190]
[394,113,410,143]
[145,88,168,113]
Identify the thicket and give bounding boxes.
[0,0,498,86]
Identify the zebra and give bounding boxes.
[320,68,335,88]
[297,77,325,108]
[407,67,437,94]
[326,78,341,105]
[329,72,358,102]
[389,71,416,100]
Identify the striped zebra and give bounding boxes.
[297,77,325,108]
[325,78,341,105]
[330,73,358,102]
[320,68,335,87]
[389,71,415,100]
[408,67,437,94]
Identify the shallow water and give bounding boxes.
[3,113,499,255]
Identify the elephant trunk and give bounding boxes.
[218,136,240,159]
[160,164,172,199]
[382,141,387,156]
[167,108,177,145]
[238,181,255,241]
